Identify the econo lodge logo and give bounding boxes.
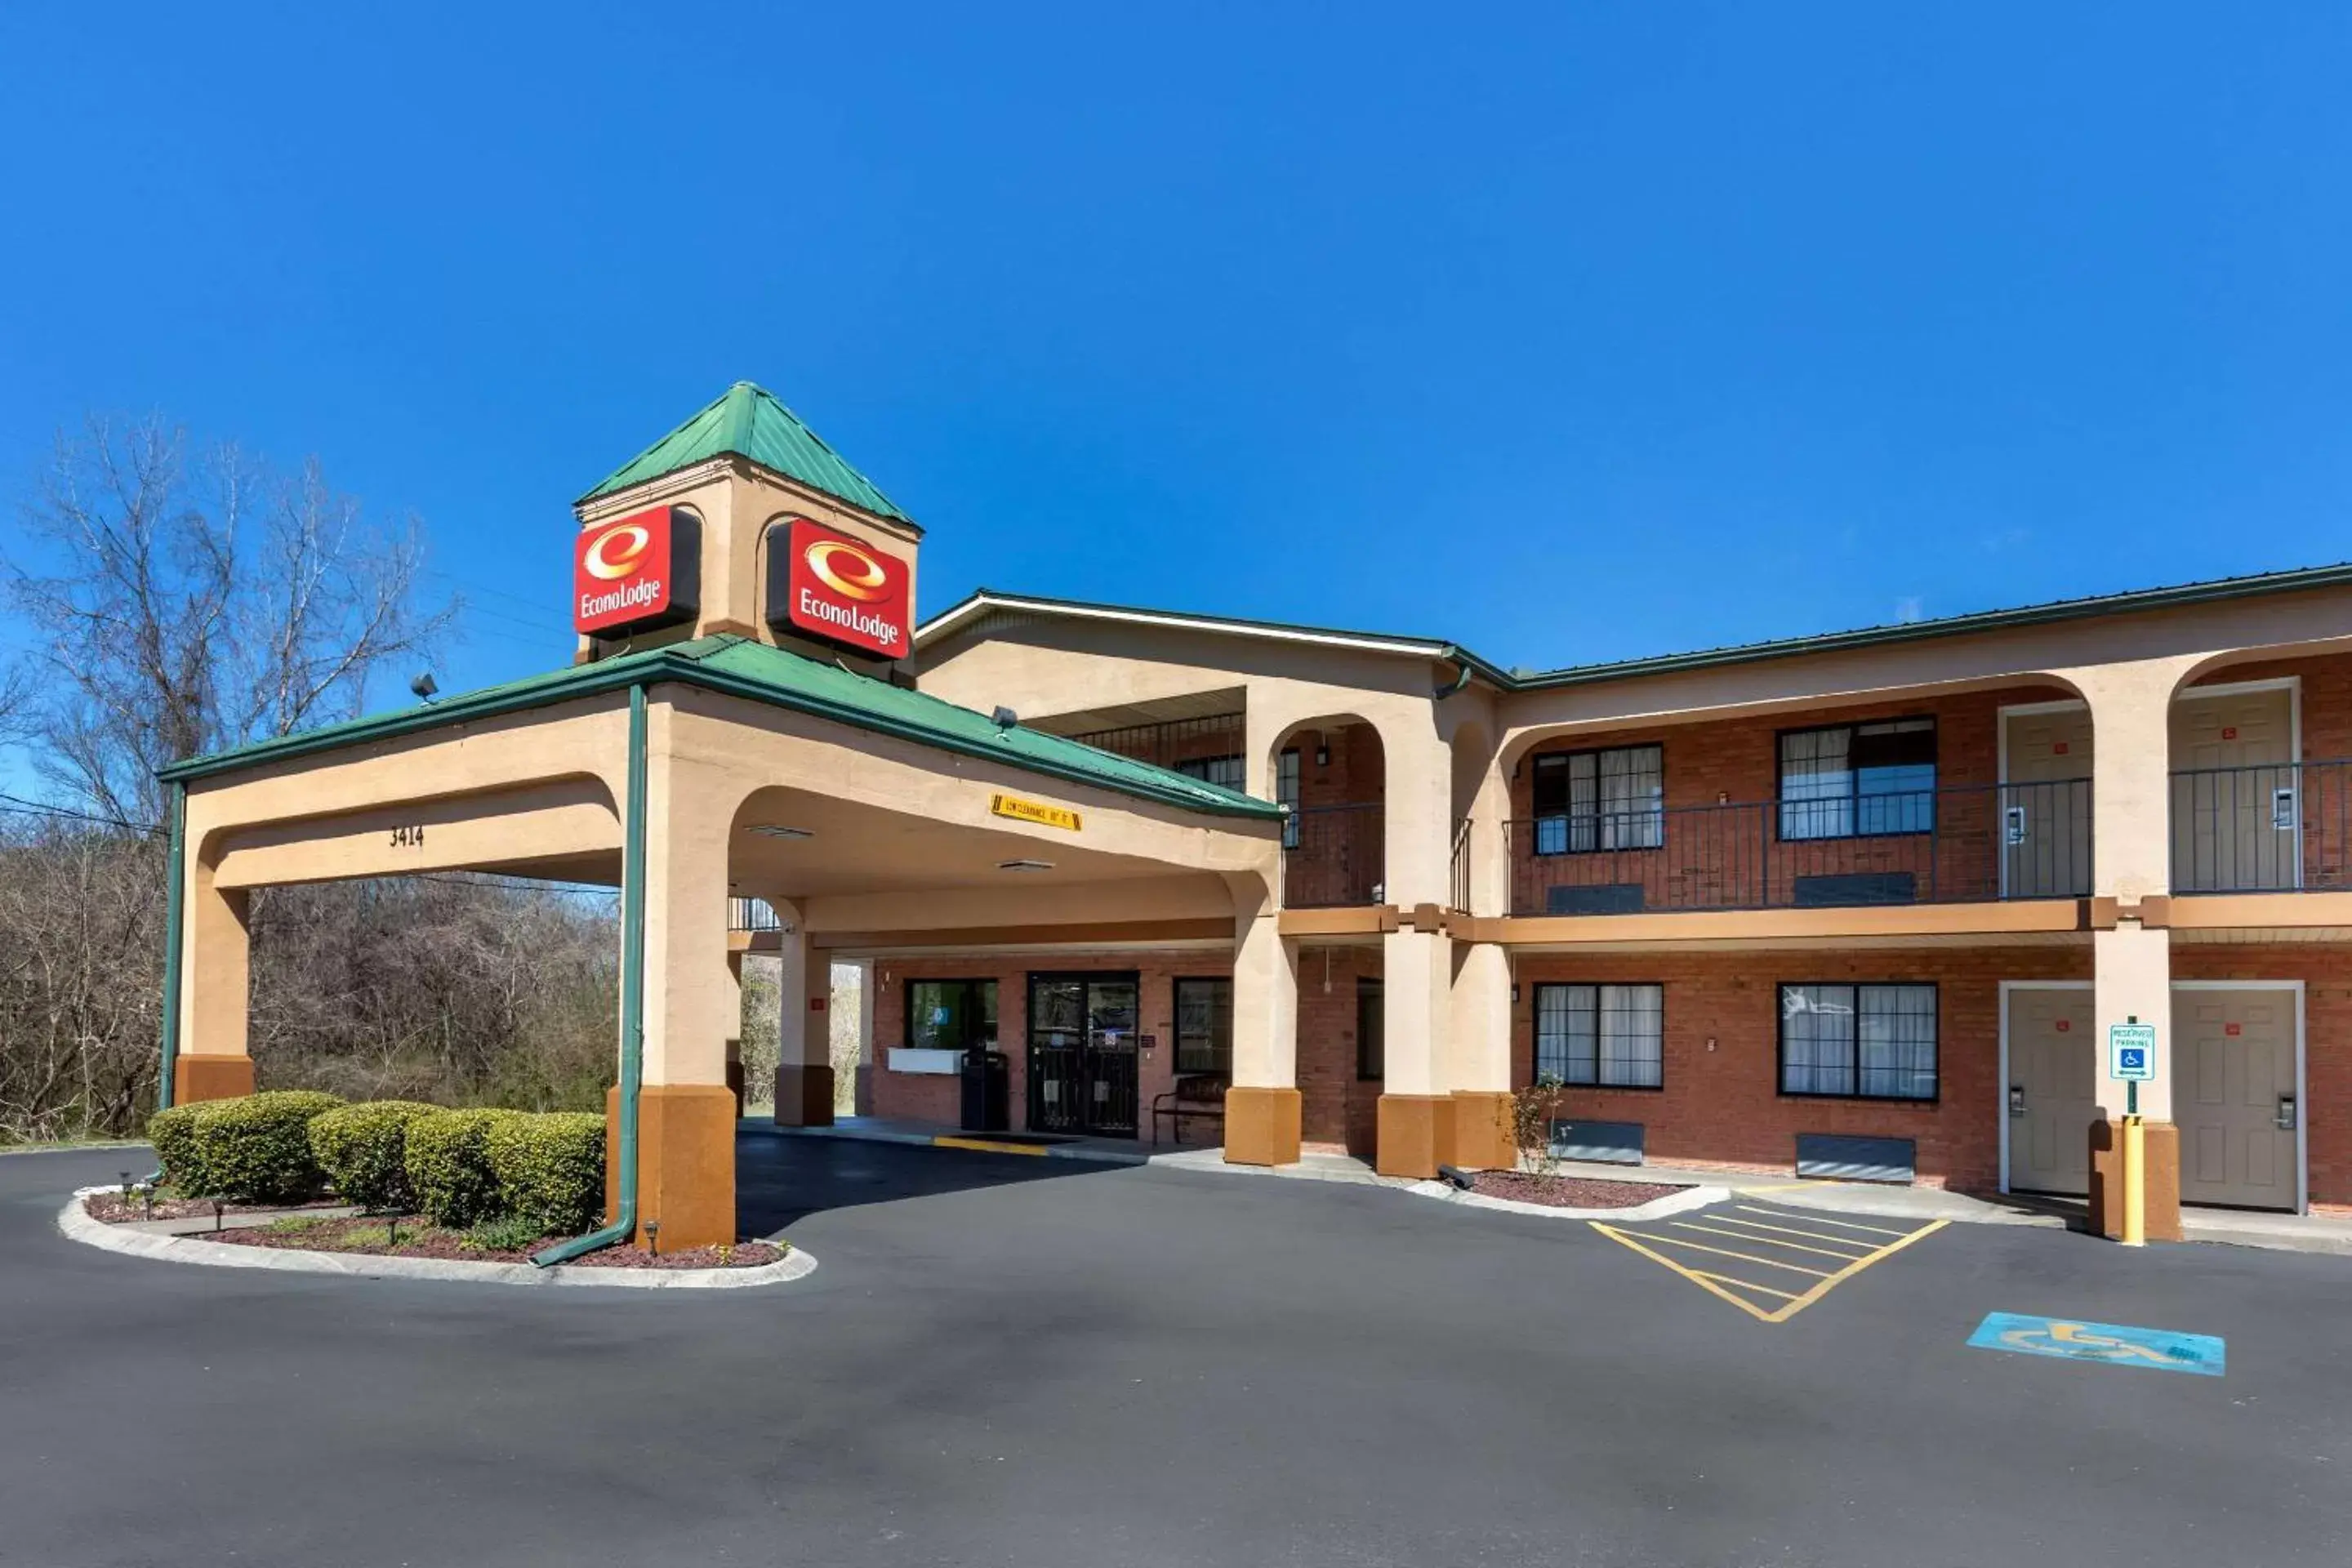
[574,506,698,635]
[777,518,908,657]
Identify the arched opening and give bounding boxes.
[1271,715,1386,908]
[2168,654,2310,894]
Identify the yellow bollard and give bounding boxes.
[2121,1114,2146,1248]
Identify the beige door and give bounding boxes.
[2176,988,2300,1210]
[2171,687,2296,891]
[2002,706,2093,898]
[2007,987,2096,1196]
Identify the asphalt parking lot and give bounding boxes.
[4,1135,2350,1568]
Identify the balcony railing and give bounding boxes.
[2171,760,2352,893]
[1285,802,1383,907]
[1506,779,2091,916]
[1450,817,1472,913]
[729,896,782,932]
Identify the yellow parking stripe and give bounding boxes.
[1735,1205,1909,1238]
[1609,1229,1833,1277]
[1668,1220,1869,1261]
[1690,1270,1802,1303]
[932,1136,1049,1156]
[1701,1214,1878,1250]
[1595,1214,1950,1325]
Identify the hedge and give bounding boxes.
[484,1111,606,1236]
[310,1101,443,1212]
[186,1090,346,1203]
[145,1102,211,1195]
[403,1108,523,1227]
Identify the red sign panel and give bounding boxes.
[575,506,698,635]
[777,518,910,657]
[2225,1022,2242,1037]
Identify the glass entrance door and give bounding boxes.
[1027,973,1142,1137]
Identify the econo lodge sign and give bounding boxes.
[573,506,701,635]
[769,517,909,657]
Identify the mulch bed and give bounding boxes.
[82,1191,346,1223]
[185,1214,785,1269]
[1467,1172,1689,1209]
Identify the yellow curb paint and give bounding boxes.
[1690,1269,1802,1303]
[933,1136,1050,1157]
[1591,1224,1786,1323]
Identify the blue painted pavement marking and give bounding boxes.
[1967,1312,2224,1376]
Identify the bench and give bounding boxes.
[1151,1073,1228,1147]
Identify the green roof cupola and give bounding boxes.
[579,381,911,523]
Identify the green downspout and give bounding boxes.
[533,684,649,1267]
[145,784,188,1183]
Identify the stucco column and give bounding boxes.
[1225,875,1300,1165]
[617,723,738,1250]
[1446,941,1514,1169]
[724,948,746,1115]
[176,861,256,1102]
[853,958,876,1116]
[772,906,834,1125]
[1376,926,1454,1177]
[2065,658,2198,1241]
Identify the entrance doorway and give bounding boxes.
[1027,973,1143,1137]
[2175,984,2303,1211]
[2172,682,2299,891]
[2000,702,2093,898]
[2004,983,2096,1196]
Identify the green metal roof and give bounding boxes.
[158,635,1279,822]
[579,382,913,523]
[923,560,2352,693]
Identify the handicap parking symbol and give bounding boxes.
[1967,1312,2223,1376]
[2116,1046,2148,1074]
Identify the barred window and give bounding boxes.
[1533,983,1664,1088]
[1778,983,1937,1100]
[1177,754,1245,791]
[1276,746,1301,849]
[1532,746,1664,855]
[1173,977,1232,1075]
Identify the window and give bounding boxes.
[1778,719,1936,840]
[1177,754,1245,791]
[1531,746,1664,855]
[1276,746,1301,849]
[1356,977,1383,1080]
[1778,983,1937,1101]
[1173,978,1232,1075]
[906,979,997,1053]
[1532,983,1664,1088]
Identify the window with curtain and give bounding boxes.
[1532,982,1665,1088]
[1172,977,1232,1075]
[1778,982,1937,1100]
[1778,719,1936,840]
[1530,746,1664,855]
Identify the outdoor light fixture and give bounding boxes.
[410,670,439,703]
[644,1219,661,1257]
[1316,739,1330,767]
[748,825,813,840]
[997,858,1054,872]
[991,706,1019,729]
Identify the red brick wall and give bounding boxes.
[1295,945,1382,1155]
[1509,946,2092,1192]
[2171,942,2352,1209]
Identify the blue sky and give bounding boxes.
[2,3,2348,706]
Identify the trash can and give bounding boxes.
[960,1046,1009,1133]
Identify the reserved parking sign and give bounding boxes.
[2109,1022,2156,1082]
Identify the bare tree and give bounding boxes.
[10,415,457,826]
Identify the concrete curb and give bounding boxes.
[56,1196,817,1291]
[1401,1179,1728,1223]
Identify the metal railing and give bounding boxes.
[1506,779,2092,916]
[1063,712,1245,770]
[1450,817,1473,913]
[2171,760,2352,893]
[728,896,782,932]
[1285,802,1384,907]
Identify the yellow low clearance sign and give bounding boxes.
[990,793,1081,832]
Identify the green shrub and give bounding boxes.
[461,1213,547,1253]
[310,1101,443,1211]
[145,1102,212,1194]
[403,1108,521,1227]
[485,1111,605,1236]
[187,1090,346,1203]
